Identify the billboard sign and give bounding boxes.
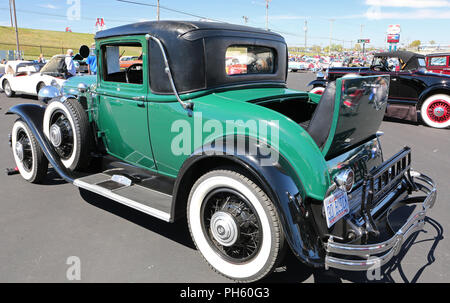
[387,24,401,34]
[387,34,400,43]
[358,39,370,44]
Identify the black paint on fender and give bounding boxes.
[307,79,327,88]
[172,135,325,268]
[6,103,75,183]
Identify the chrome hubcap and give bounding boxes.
[210,211,239,247]
[49,124,62,147]
[15,142,24,161]
[434,107,445,117]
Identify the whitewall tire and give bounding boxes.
[11,119,48,183]
[420,94,450,129]
[43,99,92,171]
[310,86,325,95]
[187,170,284,282]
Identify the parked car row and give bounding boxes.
[308,50,450,129]
[5,21,437,282]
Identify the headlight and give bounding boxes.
[50,79,61,91]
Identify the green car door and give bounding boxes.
[95,37,156,170]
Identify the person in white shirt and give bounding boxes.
[65,49,77,78]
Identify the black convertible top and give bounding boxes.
[95,20,285,42]
[374,51,425,70]
[374,51,424,62]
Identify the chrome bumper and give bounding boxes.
[324,171,436,271]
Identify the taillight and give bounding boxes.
[334,169,355,192]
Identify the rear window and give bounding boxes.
[429,56,447,66]
[225,45,275,75]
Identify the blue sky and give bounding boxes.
[1,0,450,48]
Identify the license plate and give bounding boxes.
[323,189,350,228]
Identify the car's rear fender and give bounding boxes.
[5,103,75,183]
[172,135,325,267]
[307,79,327,88]
[418,84,450,105]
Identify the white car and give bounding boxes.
[0,56,67,98]
[288,61,308,72]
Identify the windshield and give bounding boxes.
[40,56,65,74]
[16,63,41,74]
[418,58,426,67]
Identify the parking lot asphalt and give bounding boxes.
[0,72,448,283]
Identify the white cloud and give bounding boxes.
[365,0,450,8]
[38,3,58,9]
[366,8,450,19]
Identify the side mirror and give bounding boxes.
[38,85,61,103]
[79,45,90,59]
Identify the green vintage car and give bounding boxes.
[7,21,436,282]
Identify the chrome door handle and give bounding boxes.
[132,96,146,101]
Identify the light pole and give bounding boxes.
[11,0,20,59]
[157,0,160,21]
[265,0,272,31]
[9,0,13,27]
[304,20,308,50]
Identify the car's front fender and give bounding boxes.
[5,103,75,183]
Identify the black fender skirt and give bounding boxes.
[6,103,75,183]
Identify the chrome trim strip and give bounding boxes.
[74,179,171,222]
[324,171,436,271]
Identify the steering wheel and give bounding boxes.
[372,64,387,72]
[125,63,143,83]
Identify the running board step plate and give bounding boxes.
[74,173,173,222]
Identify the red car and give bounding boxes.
[426,53,450,75]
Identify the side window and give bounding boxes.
[225,45,275,75]
[429,56,446,66]
[101,43,143,84]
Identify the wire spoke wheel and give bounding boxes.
[49,110,74,160]
[11,119,48,183]
[427,99,450,124]
[421,94,450,128]
[16,129,33,172]
[188,170,285,282]
[201,188,263,263]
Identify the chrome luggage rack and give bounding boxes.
[325,147,437,271]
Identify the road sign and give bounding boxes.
[387,24,401,34]
[387,34,400,43]
[358,39,370,44]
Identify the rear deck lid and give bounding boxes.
[322,75,390,159]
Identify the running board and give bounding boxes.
[73,170,173,222]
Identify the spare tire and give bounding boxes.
[43,98,93,171]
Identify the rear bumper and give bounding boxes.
[324,171,436,271]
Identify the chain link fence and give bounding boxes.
[0,42,83,61]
